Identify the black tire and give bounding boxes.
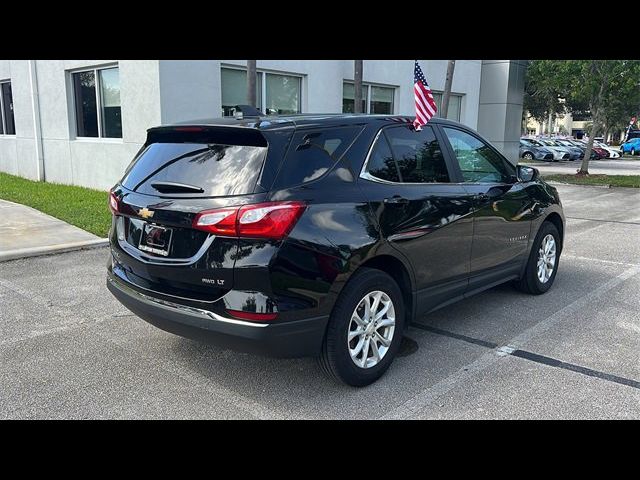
[522,152,534,161]
[318,268,405,387]
[514,221,561,295]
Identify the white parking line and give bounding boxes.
[563,255,640,267]
[382,264,640,420]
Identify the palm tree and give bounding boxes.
[441,60,456,118]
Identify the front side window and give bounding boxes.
[384,126,450,183]
[0,81,16,135]
[442,127,514,183]
[72,66,121,138]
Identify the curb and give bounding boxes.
[0,238,109,262]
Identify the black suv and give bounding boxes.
[107,114,564,386]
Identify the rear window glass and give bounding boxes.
[121,142,267,196]
[272,126,362,189]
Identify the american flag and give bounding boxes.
[413,60,438,130]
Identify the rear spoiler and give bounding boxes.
[146,125,268,147]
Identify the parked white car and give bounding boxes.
[593,141,620,159]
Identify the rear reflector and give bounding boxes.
[226,309,278,322]
[193,201,305,240]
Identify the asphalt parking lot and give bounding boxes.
[1,183,639,419]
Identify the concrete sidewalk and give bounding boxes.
[0,199,107,262]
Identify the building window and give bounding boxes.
[0,80,15,135]
[221,67,301,117]
[431,92,463,122]
[343,82,395,114]
[72,66,121,138]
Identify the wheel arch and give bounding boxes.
[349,253,415,330]
[543,212,564,253]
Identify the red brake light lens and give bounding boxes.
[192,201,305,240]
[192,208,238,236]
[109,192,119,214]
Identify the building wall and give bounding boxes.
[0,59,488,190]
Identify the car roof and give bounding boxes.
[160,113,464,131]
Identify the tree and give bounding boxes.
[354,60,363,114]
[523,60,567,132]
[247,60,257,109]
[561,60,640,173]
[441,60,456,118]
[525,60,640,173]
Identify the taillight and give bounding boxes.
[193,201,305,240]
[109,191,119,214]
[226,309,278,322]
[192,208,238,236]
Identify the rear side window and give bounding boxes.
[366,135,400,182]
[121,142,267,196]
[272,126,362,189]
[384,125,450,183]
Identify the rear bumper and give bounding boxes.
[106,271,328,358]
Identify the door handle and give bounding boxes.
[384,196,410,205]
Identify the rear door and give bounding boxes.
[358,124,475,316]
[439,125,534,292]
[110,126,277,301]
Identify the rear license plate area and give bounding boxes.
[138,223,173,257]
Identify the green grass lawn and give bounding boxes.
[543,173,640,188]
[0,172,111,237]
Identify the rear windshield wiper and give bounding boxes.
[150,181,204,194]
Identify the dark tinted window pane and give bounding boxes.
[122,143,267,196]
[342,83,366,113]
[221,68,262,116]
[99,68,122,138]
[73,71,98,137]
[366,134,399,182]
[442,127,514,183]
[385,126,449,183]
[1,82,15,135]
[370,86,393,114]
[274,126,362,188]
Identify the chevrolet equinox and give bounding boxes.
[107,114,565,386]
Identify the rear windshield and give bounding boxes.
[121,142,267,196]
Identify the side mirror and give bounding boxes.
[517,165,539,182]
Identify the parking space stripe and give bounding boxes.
[411,323,499,349]
[510,350,640,390]
[565,216,640,226]
[382,264,640,419]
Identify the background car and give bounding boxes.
[519,138,555,161]
[572,140,607,159]
[620,137,640,155]
[551,138,587,160]
[593,141,620,159]
[539,138,580,160]
[524,138,569,161]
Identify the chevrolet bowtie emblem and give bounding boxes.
[138,207,154,219]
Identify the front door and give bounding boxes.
[439,126,534,292]
[358,124,475,315]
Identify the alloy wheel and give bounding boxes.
[347,291,396,369]
[537,234,557,284]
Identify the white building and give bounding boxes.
[0,60,525,190]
